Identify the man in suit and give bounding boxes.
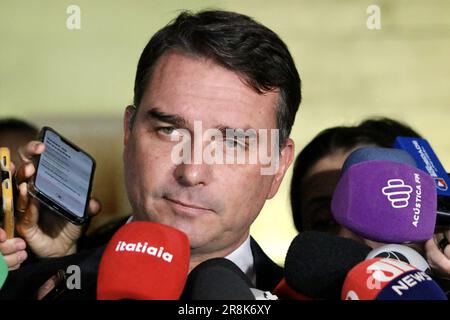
[3,9,301,299]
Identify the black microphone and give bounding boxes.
[284,231,371,300]
[181,258,263,300]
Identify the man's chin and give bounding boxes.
[133,210,213,245]
[168,223,212,249]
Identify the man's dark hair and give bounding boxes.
[133,10,301,146]
[0,118,38,137]
[290,117,421,232]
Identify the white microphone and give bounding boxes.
[366,244,430,273]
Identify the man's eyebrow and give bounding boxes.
[145,108,258,137]
[145,108,188,128]
[217,125,258,139]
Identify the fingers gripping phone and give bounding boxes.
[1,147,14,238]
[28,127,96,225]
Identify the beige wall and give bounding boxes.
[1,0,449,264]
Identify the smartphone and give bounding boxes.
[1,147,14,238]
[28,127,96,225]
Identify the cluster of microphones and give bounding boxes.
[1,136,449,300]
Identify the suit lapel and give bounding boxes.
[250,237,284,291]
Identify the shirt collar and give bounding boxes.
[225,235,255,286]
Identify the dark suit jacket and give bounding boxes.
[0,222,283,300]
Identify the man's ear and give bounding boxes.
[124,105,137,145]
[267,138,295,199]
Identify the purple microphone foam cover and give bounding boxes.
[331,161,437,243]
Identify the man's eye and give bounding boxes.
[224,139,246,150]
[156,126,185,141]
[157,126,176,135]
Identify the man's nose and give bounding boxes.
[174,162,212,187]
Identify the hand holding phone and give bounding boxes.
[12,129,100,258]
[28,127,96,225]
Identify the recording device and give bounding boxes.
[366,244,431,273]
[36,244,106,300]
[0,148,14,238]
[181,257,277,300]
[28,127,95,225]
[365,245,450,297]
[341,146,417,172]
[273,278,313,300]
[36,269,68,300]
[0,253,7,289]
[278,231,371,300]
[181,258,256,300]
[394,136,450,226]
[97,221,190,300]
[342,258,447,300]
[332,147,437,243]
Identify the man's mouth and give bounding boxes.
[164,196,213,216]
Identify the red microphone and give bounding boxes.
[342,258,415,300]
[97,221,190,300]
[342,258,447,300]
[273,279,313,300]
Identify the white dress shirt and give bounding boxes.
[225,235,256,286]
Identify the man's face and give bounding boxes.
[123,51,293,256]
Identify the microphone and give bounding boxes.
[342,258,447,300]
[0,253,7,289]
[341,146,417,172]
[331,147,437,243]
[277,231,371,300]
[97,221,190,300]
[182,258,276,300]
[366,244,431,273]
[395,136,450,225]
[182,258,254,300]
[395,137,450,197]
[273,278,313,300]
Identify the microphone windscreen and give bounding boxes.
[273,278,313,300]
[331,160,437,243]
[394,136,450,197]
[395,136,450,226]
[342,258,447,300]
[97,221,190,300]
[181,258,255,300]
[376,270,447,300]
[342,147,417,173]
[284,231,371,300]
[0,254,7,289]
[366,244,430,273]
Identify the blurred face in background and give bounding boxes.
[0,130,36,166]
[123,51,293,258]
[299,146,383,249]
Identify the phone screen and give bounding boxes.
[34,129,94,219]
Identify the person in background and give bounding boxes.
[290,117,450,279]
[0,119,38,167]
